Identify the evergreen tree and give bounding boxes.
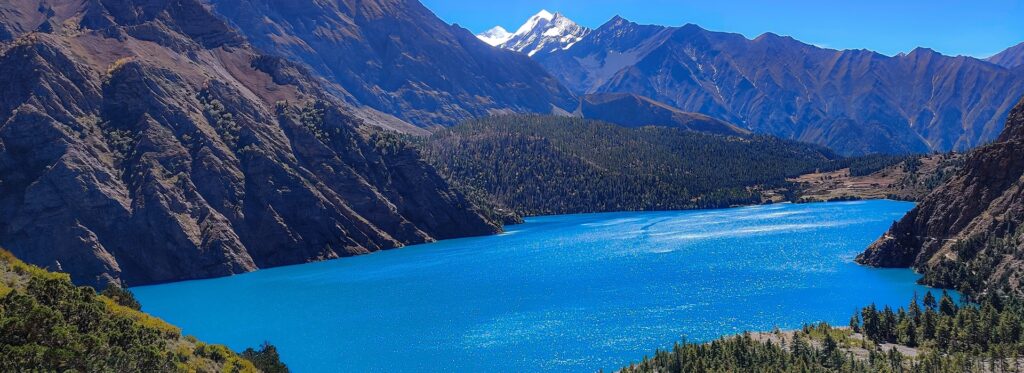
[939,291,958,316]
[923,291,937,310]
[100,282,141,310]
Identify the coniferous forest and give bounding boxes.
[421,115,847,216]
[624,292,1024,372]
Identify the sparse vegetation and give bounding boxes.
[199,90,242,148]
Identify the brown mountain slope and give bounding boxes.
[857,97,1024,297]
[536,17,1024,155]
[0,0,498,287]
[989,42,1024,69]
[206,0,578,128]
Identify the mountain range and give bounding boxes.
[481,12,1024,155]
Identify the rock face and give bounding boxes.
[857,97,1024,297]
[577,93,748,136]
[206,0,578,128]
[0,0,499,287]
[534,16,1024,155]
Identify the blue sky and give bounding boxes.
[420,0,1024,58]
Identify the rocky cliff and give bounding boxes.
[0,0,499,287]
[857,97,1024,297]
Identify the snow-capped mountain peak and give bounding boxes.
[478,26,513,47]
[476,10,591,57]
[514,9,556,35]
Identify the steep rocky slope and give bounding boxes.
[534,16,1024,155]
[206,0,578,128]
[857,97,1024,297]
[0,0,499,287]
[577,93,748,136]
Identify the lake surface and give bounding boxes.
[133,200,943,372]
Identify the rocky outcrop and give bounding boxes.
[535,17,1024,155]
[0,0,499,288]
[857,97,1024,297]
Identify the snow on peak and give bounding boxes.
[515,9,556,35]
[476,10,591,57]
[478,26,512,47]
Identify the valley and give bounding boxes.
[0,0,1022,372]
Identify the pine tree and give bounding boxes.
[939,291,958,316]
[908,296,922,324]
[923,291,937,310]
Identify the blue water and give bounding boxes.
[133,200,944,372]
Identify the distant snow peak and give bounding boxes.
[478,26,512,47]
[515,9,556,35]
[476,10,591,57]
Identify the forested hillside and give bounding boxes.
[421,115,842,216]
[624,292,1024,372]
[0,249,286,372]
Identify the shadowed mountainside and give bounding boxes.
[577,93,749,136]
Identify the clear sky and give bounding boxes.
[420,0,1024,58]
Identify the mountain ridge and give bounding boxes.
[527,15,1024,155]
[989,42,1024,69]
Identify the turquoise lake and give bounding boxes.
[133,200,944,372]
